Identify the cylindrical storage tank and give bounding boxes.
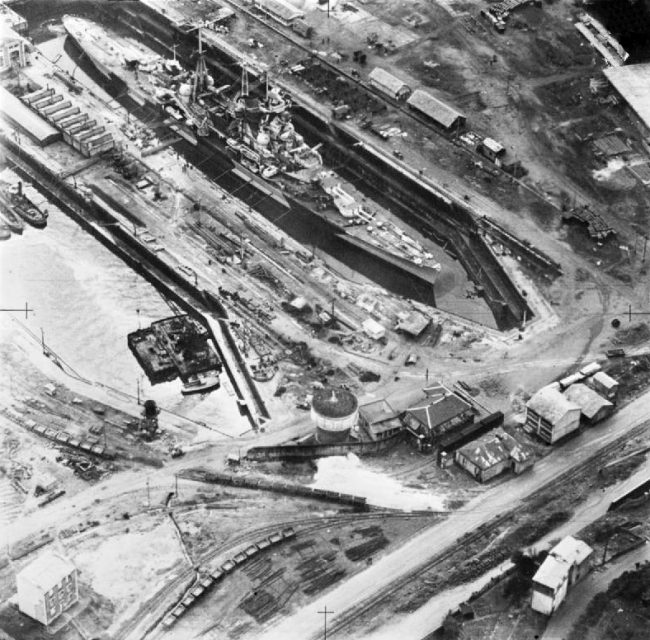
[311,387,358,444]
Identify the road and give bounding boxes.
[540,542,650,640]
[253,391,650,640]
[356,463,650,640]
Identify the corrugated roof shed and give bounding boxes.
[527,386,580,425]
[408,393,471,430]
[604,63,650,133]
[0,86,60,146]
[457,428,534,469]
[368,67,410,97]
[563,383,612,420]
[407,89,465,129]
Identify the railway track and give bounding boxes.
[320,420,650,638]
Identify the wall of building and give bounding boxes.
[531,576,568,615]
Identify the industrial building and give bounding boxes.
[0,23,27,71]
[362,318,386,341]
[17,552,78,626]
[531,536,593,615]
[406,89,466,132]
[603,63,650,139]
[357,399,403,441]
[403,384,474,452]
[478,137,506,163]
[368,67,412,101]
[0,86,61,146]
[252,0,305,27]
[454,427,535,483]
[563,383,613,425]
[311,387,359,444]
[525,385,581,444]
[589,371,619,402]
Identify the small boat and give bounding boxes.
[181,370,220,395]
[13,204,47,229]
[3,182,48,229]
[0,207,24,234]
[0,224,11,241]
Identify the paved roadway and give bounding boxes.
[357,462,650,640]
[253,390,650,640]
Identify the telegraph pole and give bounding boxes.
[318,605,334,640]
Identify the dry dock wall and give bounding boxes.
[1,134,269,430]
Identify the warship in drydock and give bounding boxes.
[62,15,441,283]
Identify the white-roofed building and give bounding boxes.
[479,137,505,162]
[368,67,412,101]
[406,89,466,131]
[525,385,581,444]
[252,0,304,26]
[603,63,650,138]
[531,536,593,615]
[362,318,386,341]
[590,371,619,401]
[563,383,613,424]
[17,552,78,625]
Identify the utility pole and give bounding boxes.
[146,477,151,507]
[137,378,141,405]
[175,474,179,498]
[629,304,632,323]
[318,605,334,640]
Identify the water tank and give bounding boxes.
[311,387,358,444]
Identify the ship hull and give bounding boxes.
[337,233,438,285]
[63,23,113,81]
[63,15,441,293]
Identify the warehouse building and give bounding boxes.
[525,385,581,444]
[17,552,78,626]
[563,383,613,425]
[406,89,466,132]
[603,63,650,139]
[454,427,535,482]
[252,0,304,26]
[531,536,593,615]
[368,67,412,101]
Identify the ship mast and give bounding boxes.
[192,24,209,103]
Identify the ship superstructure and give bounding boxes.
[62,15,441,279]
